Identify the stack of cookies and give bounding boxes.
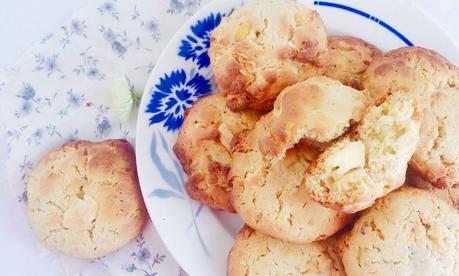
[174,0,459,275]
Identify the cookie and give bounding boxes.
[173,93,261,212]
[406,168,459,209]
[227,226,345,276]
[362,47,459,188]
[256,76,369,157]
[209,0,329,111]
[229,77,366,242]
[305,92,421,213]
[409,88,459,188]
[340,187,459,275]
[27,140,147,259]
[324,35,381,89]
[231,143,351,243]
[362,46,459,103]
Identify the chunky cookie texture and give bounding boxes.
[324,35,381,89]
[409,88,459,188]
[27,140,146,259]
[231,143,351,243]
[227,226,345,276]
[340,187,459,276]
[173,93,261,212]
[230,77,366,243]
[209,0,329,111]
[362,46,459,103]
[305,92,421,213]
[363,46,459,188]
[406,168,459,210]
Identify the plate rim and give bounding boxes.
[135,0,459,275]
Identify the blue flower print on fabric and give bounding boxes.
[121,234,167,275]
[60,20,87,49]
[97,1,119,22]
[14,83,57,118]
[17,83,36,100]
[178,13,222,69]
[146,69,211,131]
[34,54,66,78]
[167,0,202,16]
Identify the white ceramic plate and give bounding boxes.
[135,0,459,275]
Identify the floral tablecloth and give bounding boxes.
[0,0,210,275]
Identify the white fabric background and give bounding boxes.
[0,1,457,275]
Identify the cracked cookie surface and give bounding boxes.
[340,187,459,275]
[229,77,364,243]
[409,88,459,188]
[304,92,421,213]
[362,47,459,188]
[324,35,381,89]
[173,93,261,212]
[406,168,459,209]
[27,139,147,259]
[209,0,329,111]
[227,226,345,276]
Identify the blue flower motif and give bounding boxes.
[27,128,44,146]
[146,69,211,131]
[143,20,159,33]
[99,2,115,13]
[15,101,32,117]
[34,54,65,78]
[133,248,151,263]
[103,28,117,42]
[97,1,119,21]
[67,130,79,142]
[142,20,160,41]
[167,0,201,16]
[67,90,85,107]
[87,67,101,79]
[178,13,222,69]
[123,264,136,272]
[112,41,127,57]
[168,0,185,14]
[17,83,36,100]
[44,56,57,72]
[96,119,111,138]
[70,20,86,35]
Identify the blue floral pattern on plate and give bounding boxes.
[146,69,211,131]
[2,0,439,275]
[178,13,223,69]
[136,0,430,274]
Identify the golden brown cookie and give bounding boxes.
[406,168,459,209]
[231,143,351,243]
[209,0,329,111]
[173,93,261,212]
[254,76,368,156]
[324,35,381,89]
[362,46,459,103]
[229,77,366,242]
[227,226,345,276]
[409,88,459,188]
[340,187,459,275]
[362,47,459,189]
[305,92,421,213]
[27,140,147,259]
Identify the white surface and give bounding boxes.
[135,0,459,275]
[0,0,202,275]
[0,3,89,275]
[0,1,458,70]
[0,0,89,69]
[0,1,458,276]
